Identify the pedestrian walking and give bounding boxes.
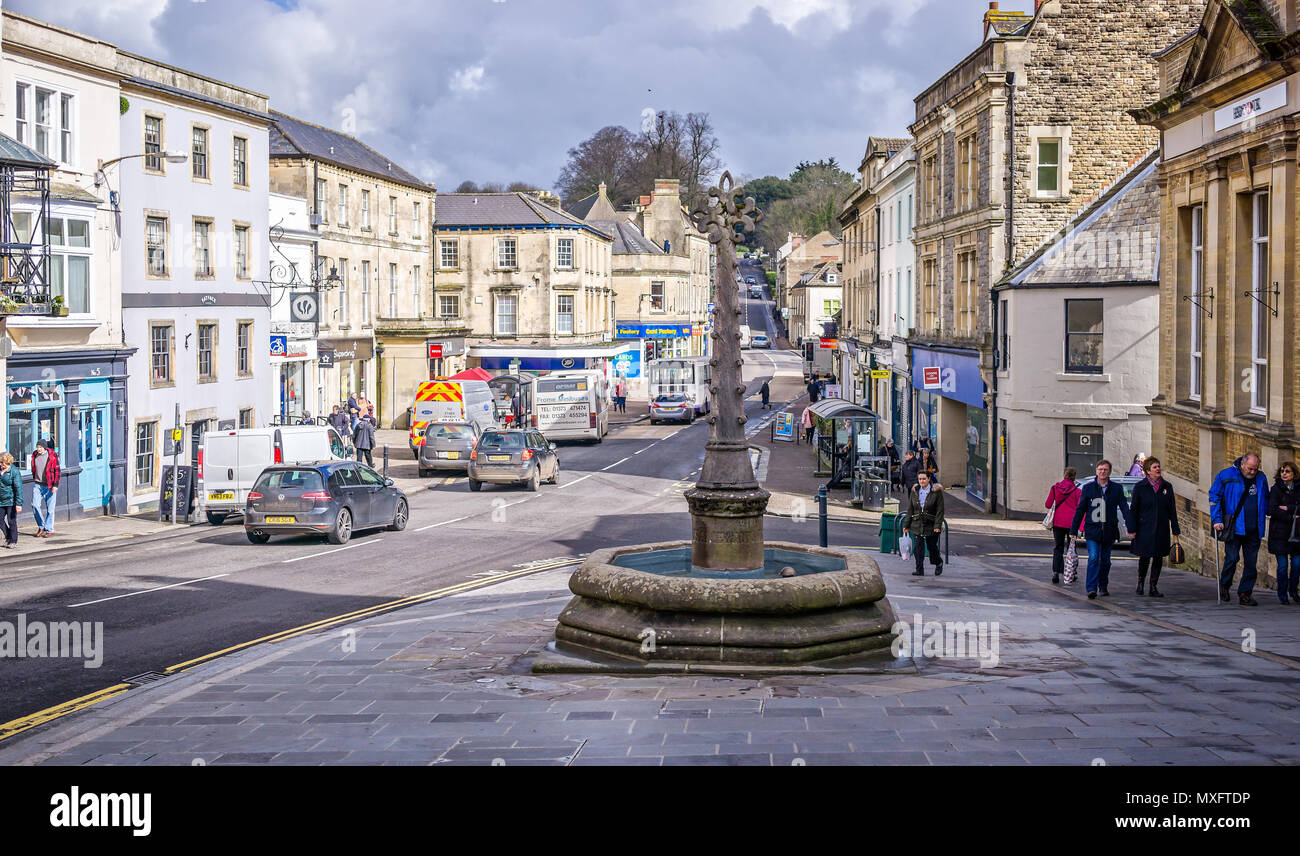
[920,448,939,483]
[1210,453,1270,606]
[0,452,22,548]
[901,450,922,493]
[801,406,814,445]
[760,381,771,409]
[351,416,376,467]
[29,439,59,538]
[910,436,933,458]
[1071,459,1133,599]
[1128,457,1180,597]
[346,391,360,430]
[904,471,944,577]
[1127,453,1147,477]
[1266,461,1300,605]
[807,379,820,404]
[1044,466,1082,584]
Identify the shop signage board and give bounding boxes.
[773,411,796,442]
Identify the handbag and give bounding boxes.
[1168,537,1186,566]
[1063,539,1078,584]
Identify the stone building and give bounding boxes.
[1131,0,1300,584]
[433,193,622,375]
[908,0,1204,510]
[994,150,1160,513]
[788,261,842,349]
[570,181,710,397]
[269,112,453,429]
[775,230,841,335]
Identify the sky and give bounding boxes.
[14,0,989,190]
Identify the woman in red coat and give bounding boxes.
[1045,466,1082,584]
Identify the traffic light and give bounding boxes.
[803,340,815,364]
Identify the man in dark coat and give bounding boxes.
[1128,457,1180,597]
[760,381,771,409]
[807,379,820,403]
[1070,459,1133,599]
[351,416,376,467]
[901,451,922,494]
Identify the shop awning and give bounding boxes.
[448,367,493,382]
[808,397,878,421]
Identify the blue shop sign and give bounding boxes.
[615,322,692,339]
[479,356,596,372]
[611,348,641,379]
[910,346,985,410]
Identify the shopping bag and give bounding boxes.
[1063,539,1078,585]
[1042,504,1056,530]
[899,533,913,560]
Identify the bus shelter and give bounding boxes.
[807,398,883,495]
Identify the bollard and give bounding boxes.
[817,484,828,548]
[382,444,389,479]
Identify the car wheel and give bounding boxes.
[469,478,482,492]
[206,511,228,526]
[327,508,352,545]
[246,530,270,544]
[650,418,658,425]
[528,469,540,492]
[548,461,560,485]
[389,499,408,531]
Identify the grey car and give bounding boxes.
[244,461,408,545]
[468,429,559,491]
[417,421,480,477]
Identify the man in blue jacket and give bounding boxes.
[1210,454,1270,606]
[1071,459,1134,599]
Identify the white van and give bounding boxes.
[408,379,498,456]
[199,425,351,524]
[739,325,752,349]
[534,370,608,442]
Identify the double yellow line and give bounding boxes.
[0,558,579,743]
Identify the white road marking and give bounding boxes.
[415,516,469,532]
[281,538,383,564]
[69,573,232,608]
[559,473,594,489]
[601,457,631,471]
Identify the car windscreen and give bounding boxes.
[426,423,475,440]
[655,395,688,403]
[253,469,324,492]
[478,433,526,451]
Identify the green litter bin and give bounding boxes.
[879,511,897,554]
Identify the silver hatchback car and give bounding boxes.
[468,429,559,491]
[417,421,480,477]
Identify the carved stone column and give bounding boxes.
[683,173,770,570]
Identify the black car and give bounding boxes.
[244,461,408,545]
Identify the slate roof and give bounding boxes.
[270,111,428,191]
[589,219,664,255]
[435,192,609,237]
[1003,149,1160,288]
[795,260,842,289]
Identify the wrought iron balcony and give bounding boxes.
[0,133,59,317]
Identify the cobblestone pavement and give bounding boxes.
[3,545,1298,767]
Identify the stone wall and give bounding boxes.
[1165,414,1200,481]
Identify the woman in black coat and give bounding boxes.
[1128,456,1180,597]
[1267,462,1300,604]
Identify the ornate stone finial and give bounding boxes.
[690,172,762,246]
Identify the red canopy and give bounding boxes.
[447,367,494,383]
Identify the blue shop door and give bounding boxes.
[78,405,111,510]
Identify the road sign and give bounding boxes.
[428,343,444,359]
[170,428,183,443]
[270,335,288,357]
[289,291,319,324]
[922,366,942,389]
[707,302,715,314]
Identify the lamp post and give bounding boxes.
[94,150,187,186]
[684,173,769,570]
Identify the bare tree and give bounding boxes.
[455,180,479,193]
[555,125,641,206]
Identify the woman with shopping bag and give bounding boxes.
[1128,457,1180,597]
[904,471,945,577]
[1044,466,1082,585]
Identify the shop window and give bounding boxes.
[7,383,63,469]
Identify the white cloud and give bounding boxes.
[449,65,487,95]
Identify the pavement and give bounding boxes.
[4,543,1298,766]
[0,512,200,559]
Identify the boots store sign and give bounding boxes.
[1214,82,1287,131]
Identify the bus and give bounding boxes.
[648,356,712,418]
[534,370,608,442]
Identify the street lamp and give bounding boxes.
[94,150,188,187]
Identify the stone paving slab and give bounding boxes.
[3,548,1300,766]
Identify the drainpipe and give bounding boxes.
[991,71,1015,517]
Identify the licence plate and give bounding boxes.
[442,451,460,459]
[209,492,234,501]
[265,516,296,524]
[488,455,511,463]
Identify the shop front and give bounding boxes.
[271,335,316,422]
[612,322,694,397]
[4,348,132,518]
[318,335,374,412]
[911,345,986,501]
[891,340,911,450]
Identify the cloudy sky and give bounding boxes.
[16,0,988,188]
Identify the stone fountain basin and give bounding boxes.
[534,541,909,674]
